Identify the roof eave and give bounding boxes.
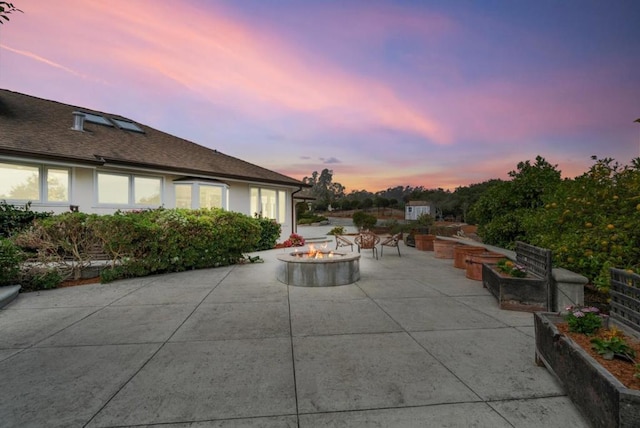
[0,147,104,166]
[100,157,308,188]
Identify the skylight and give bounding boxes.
[81,112,113,127]
[112,118,145,133]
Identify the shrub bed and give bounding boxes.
[8,208,270,288]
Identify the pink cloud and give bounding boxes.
[433,64,638,145]
[3,1,451,144]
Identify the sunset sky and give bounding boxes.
[1,1,639,192]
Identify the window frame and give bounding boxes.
[96,170,163,207]
[172,179,228,210]
[0,160,71,204]
[250,186,287,223]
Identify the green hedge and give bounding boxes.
[0,238,23,286]
[254,217,282,250]
[96,209,262,281]
[0,201,51,238]
[9,208,271,287]
[352,211,377,230]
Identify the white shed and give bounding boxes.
[405,200,435,221]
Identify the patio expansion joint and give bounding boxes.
[285,278,301,421]
[353,283,486,403]
[295,399,492,417]
[83,267,235,427]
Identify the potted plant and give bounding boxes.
[411,213,435,251]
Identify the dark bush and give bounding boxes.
[0,238,23,286]
[0,201,51,238]
[352,211,377,230]
[253,217,281,250]
[97,208,261,282]
[10,208,265,285]
[297,213,328,225]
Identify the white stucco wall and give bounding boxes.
[2,159,295,242]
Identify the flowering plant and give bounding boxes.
[564,305,603,335]
[496,258,527,278]
[283,233,305,247]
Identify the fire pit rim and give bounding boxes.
[276,251,360,264]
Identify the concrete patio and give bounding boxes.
[0,226,590,427]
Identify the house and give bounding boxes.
[404,200,435,221]
[0,89,310,240]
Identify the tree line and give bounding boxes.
[302,168,499,222]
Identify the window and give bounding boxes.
[134,177,161,205]
[250,187,287,222]
[0,162,69,203]
[173,181,227,209]
[199,186,222,209]
[112,118,145,133]
[97,172,162,206]
[80,112,113,127]
[175,184,192,208]
[46,168,69,202]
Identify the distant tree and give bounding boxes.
[361,198,373,210]
[452,179,502,223]
[469,156,562,248]
[346,189,375,201]
[374,197,390,215]
[302,169,345,208]
[0,2,22,24]
[295,201,308,219]
[340,199,352,211]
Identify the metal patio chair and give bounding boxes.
[355,231,380,259]
[380,233,402,257]
[335,234,354,252]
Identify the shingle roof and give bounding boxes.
[0,89,306,187]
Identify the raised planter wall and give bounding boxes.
[482,264,547,312]
[535,312,640,428]
[552,267,587,311]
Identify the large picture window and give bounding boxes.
[173,180,227,209]
[0,162,69,203]
[97,172,162,206]
[250,187,287,222]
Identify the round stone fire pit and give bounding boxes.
[276,249,360,287]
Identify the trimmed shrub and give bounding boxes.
[0,201,51,238]
[352,211,377,231]
[253,217,281,250]
[10,208,265,285]
[20,267,62,291]
[327,226,345,236]
[0,238,23,286]
[97,208,261,282]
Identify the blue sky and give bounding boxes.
[1,0,639,191]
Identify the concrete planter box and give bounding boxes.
[482,263,547,312]
[534,312,640,428]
